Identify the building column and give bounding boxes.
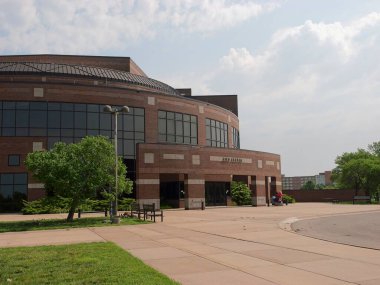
[136,173,161,209]
[275,176,283,193]
[184,174,205,210]
[252,175,267,206]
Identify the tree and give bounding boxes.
[230,181,251,206]
[25,136,132,221]
[332,144,380,198]
[301,180,316,190]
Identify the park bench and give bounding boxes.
[143,203,164,222]
[127,202,143,219]
[324,198,340,204]
[353,196,371,204]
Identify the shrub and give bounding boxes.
[118,198,136,211]
[282,194,295,204]
[22,196,71,214]
[231,181,251,206]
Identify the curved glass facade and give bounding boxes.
[158,110,198,145]
[0,101,145,159]
[205,118,228,148]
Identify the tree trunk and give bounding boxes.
[67,199,79,222]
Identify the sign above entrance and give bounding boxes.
[210,156,252,164]
[222,157,243,163]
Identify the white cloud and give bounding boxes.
[271,12,380,60]
[170,0,278,33]
[203,12,380,175]
[220,48,274,75]
[0,0,279,54]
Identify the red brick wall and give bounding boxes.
[283,189,356,202]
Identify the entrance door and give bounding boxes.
[205,182,228,206]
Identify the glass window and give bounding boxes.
[3,128,15,136]
[61,129,74,137]
[14,184,27,194]
[1,174,13,184]
[167,112,174,120]
[100,113,111,130]
[135,132,144,140]
[134,116,144,132]
[74,129,86,138]
[14,173,27,184]
[158,110,198,145]
[74,112,86,129]
[87,104,99,112]
[0,101,145,158]
[74,104,86,111]
[87,113,99,129]
[30,110,47,128]
[205,118,228,148]
[48,111,60,128]
[61,111,74,128]
[3,110,15,127]
[158,111,166,119]
[61,103,73,111]
[167,120,175,135]
[48,103,60,110]
[175,121,183,135]
[134,108,144,116]
[123,115,133,131]
[3,102,15,109]
[16,128,28,136]
[30,102,47,110]
[15,110,29,128]
[8,155,20,166]
[48,129,60,136]
[0,185,13,198]
[16,102,29,109]
[158,118,166,134]
[183,122,190,136]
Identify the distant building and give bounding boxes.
[282,171,332,190]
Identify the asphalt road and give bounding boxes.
[292,210,380,250]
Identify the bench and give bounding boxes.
[353,196,371,204]
[126,202,143,219]
[143,203,164,222]
[324,198,340,204]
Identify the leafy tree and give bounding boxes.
[332,145,380,198]
[368,141,380,157]
[230,181,251,205]
[301,180,316,190]
[25,136,132,221]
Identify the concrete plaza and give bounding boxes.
[1,203,380,285]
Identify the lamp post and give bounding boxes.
[103,105,129,219]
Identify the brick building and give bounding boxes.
[282,171,332,190]
[0,55,282,211]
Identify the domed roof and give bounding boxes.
[0,61,178,96]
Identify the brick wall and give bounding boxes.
[283,189,356,202]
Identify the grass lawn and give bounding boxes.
[0,242,179,285]
[0,217,148,233]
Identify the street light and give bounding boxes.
[103,105,130,220]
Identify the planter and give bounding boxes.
[111,216,121,224]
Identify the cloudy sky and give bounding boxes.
[1,0,380,176]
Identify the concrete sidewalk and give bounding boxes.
[1,203,380,285]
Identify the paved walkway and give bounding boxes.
[1,203,380,285]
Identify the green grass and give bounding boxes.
[0,242,179,285]
[0,217,149,233]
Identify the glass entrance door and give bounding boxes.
[205,182,228,206]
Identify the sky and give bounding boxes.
[1,0,380,176]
